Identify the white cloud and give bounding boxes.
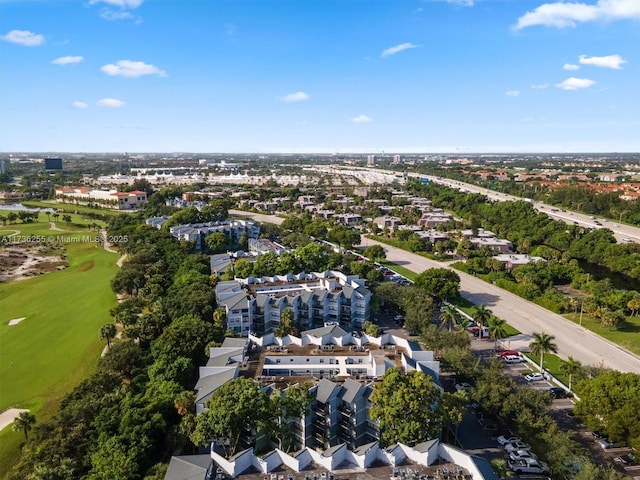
[381,42,418,58]
[350,114,373,123]
[101,60,166,78]
[446,0,474,6]
[514,0,640,30]
[579,54,626,69]
[555,77,596,90]
[89,0,143,8]
[100,9,135,20]
[96,98,125,108]
[563,63,580,70]
[280,91,309,102]
[72,101,88,109]
[506,90,520,97]
[531,84,549,89]
[1,29,45,46]
[52,56,84,65]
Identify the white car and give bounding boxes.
[510,450,538,462]
[497,435,521,446]
[505,441,532,454]
[525,373,544,382]
[509,458,549,474]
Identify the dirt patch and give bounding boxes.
[77,260,95,272]
[0,244,69,282]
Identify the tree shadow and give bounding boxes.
[459,292,501,308]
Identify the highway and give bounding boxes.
[230,209,640,373]
[408,173,640,244]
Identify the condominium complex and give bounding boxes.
[215,271,371,336]
[169,219,260,252]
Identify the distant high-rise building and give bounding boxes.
[44,157,63,172]
[366,155,376,167]
[393,154,401,164]
[0,160,5,175]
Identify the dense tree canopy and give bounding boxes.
[369,368,442,446]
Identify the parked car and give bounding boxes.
[508,458,549,474]
[505,441,532,454]
[509,450,538,462]
[504,355,524,364]
[497,435,521,446]
[549,387,568,398]
[598,438,619,450]
[525,372,544,382]
[455,382,472,393]
[497,350,521,359]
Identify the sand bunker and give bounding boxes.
[8,317,26,326]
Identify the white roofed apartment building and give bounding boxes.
[215,271,371,337]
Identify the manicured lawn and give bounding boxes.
[564,313,640,356]
[0,220,119,476]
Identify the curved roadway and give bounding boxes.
[359,236,640,374]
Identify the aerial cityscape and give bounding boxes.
[1,1,640,480]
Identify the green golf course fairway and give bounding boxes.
[0,218,120,476]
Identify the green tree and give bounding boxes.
[491,458,514,479]
[190,377,271,456]
[270,384,313,451]
[369,368,442,446]
[62,214,72,225]
[574,371,640,451]
[205,232,231,252]
[363,244,386,261]
[233,258,253,278]
[472,304,491,327]
[12,411,36,442]
[415,268,460,300]
[362,320,381,337]
[439,305,458,331]
[99,323,117,348]
[529,331,558,371]
[275,308,298,337]
[487,316,508,352]
[87,436,139,480]
[560,356,581,392]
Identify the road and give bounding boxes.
[409,173,640,244]
[230,208,640,373]
[359,236,640,374]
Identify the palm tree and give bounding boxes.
[560,356,581,392]
[439,305,458,331]
[62,214,72,226]
[529,331,558,371]
[487,316,508,352]
[99,323,117,348]
[472,304,491,327]
[12,411,36,442]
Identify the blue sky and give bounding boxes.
[1,0,639,153]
